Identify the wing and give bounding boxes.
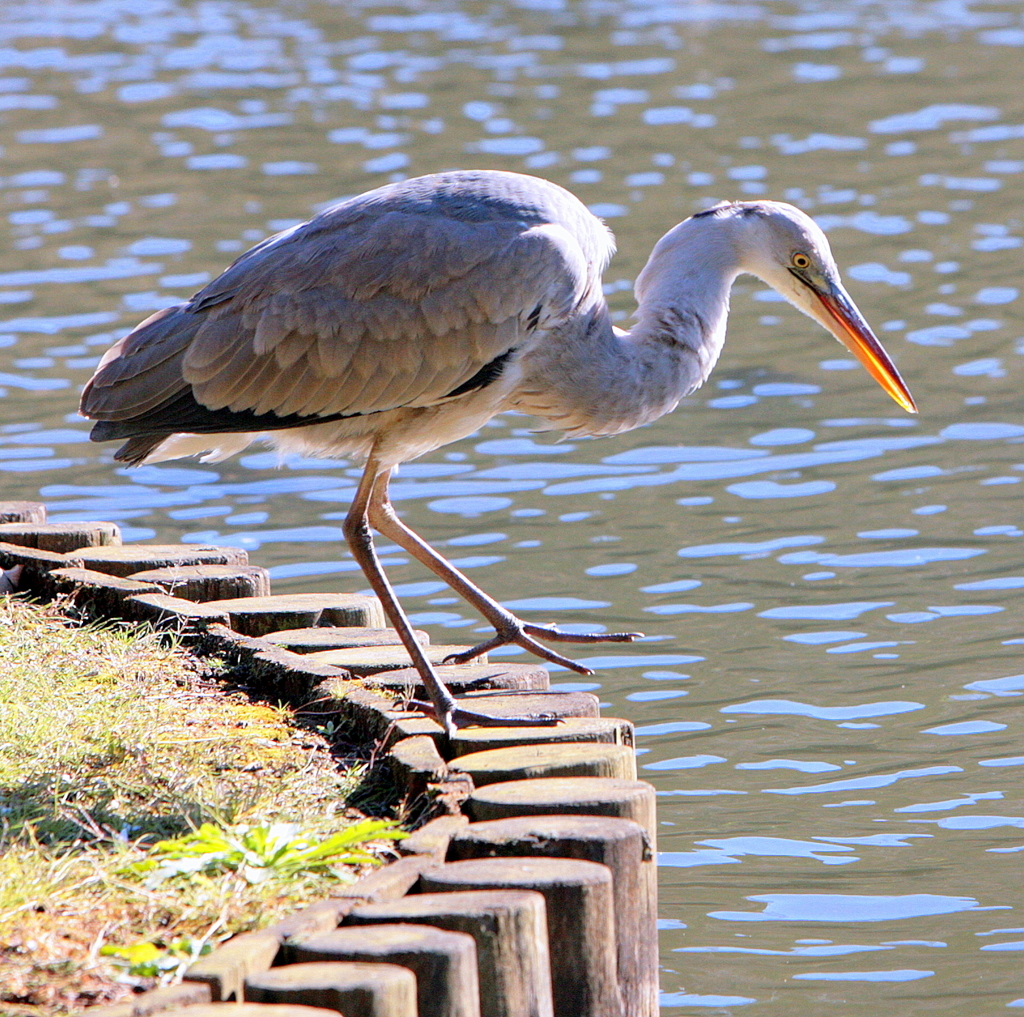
[81,172,611,434]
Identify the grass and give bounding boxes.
[0,598,405,1014]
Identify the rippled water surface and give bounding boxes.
[2,1,1024,1011]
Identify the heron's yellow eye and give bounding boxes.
[792,252,811,270]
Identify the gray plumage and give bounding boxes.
[85,171,613,464]
[81,169,914,732]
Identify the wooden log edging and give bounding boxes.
[0,502,660,1017]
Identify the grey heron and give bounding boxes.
[80,170,916,733]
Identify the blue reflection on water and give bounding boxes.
[635,721,709,736]
[660,993,755,1007]
[760,601,891,619]
[784,630,866,644]
[762,765,961,796]
[923,720,1008,735]
[779,547,985,567]
[736,759,841,772]
[793,969,933,982]
[644,754,726,771]
[721,699,923,720]
[710,893,994,923]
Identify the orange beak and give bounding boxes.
[815,285,917,414]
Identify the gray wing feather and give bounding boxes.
[182,220,592,418]
[82,171,611,425]
[81,307,202,418]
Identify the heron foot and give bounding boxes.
[408,698,562,729]
[442,617,643,673]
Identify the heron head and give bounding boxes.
[697,200,917,414]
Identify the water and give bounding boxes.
[1,1,1023,1011]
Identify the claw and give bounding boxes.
[445,635,597,674]
[523,623,643,645]
[409,699,562,729]
[442,616,643,675]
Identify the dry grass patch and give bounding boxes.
[0,598,402,1014]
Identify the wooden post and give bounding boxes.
[0,521,121,553]
[420,856,623,1017]
[262,626,429,652]
[449,743,637,786]
[245,961,417,1016]
[71,543,248,577]
[397,815,470,862]
[0,541,69,597]
[465,777,658,847]
[455,690,601,719]
[368,662,550,698]
[450,717,634,757]
[389,735,448,796]
[0,501,46,524]
[130,563,271,601]
[49,567,162,618]
[287,923,480,1017]
[126,593,231,632]
[346,889,554,1017]
[307,643,488,676]
[210,593,386,635]
[184,930,280,1000]
[449,816,657,1017]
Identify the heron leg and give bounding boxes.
[366,471,642,671]
[346,458,557,732]
[344,456,461,732]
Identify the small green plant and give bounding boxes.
[126,819,406,889]
[100,937,212,980]
[317,719,340,739]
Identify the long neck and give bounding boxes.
[629,217,740,383]
[511,218,742,437]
